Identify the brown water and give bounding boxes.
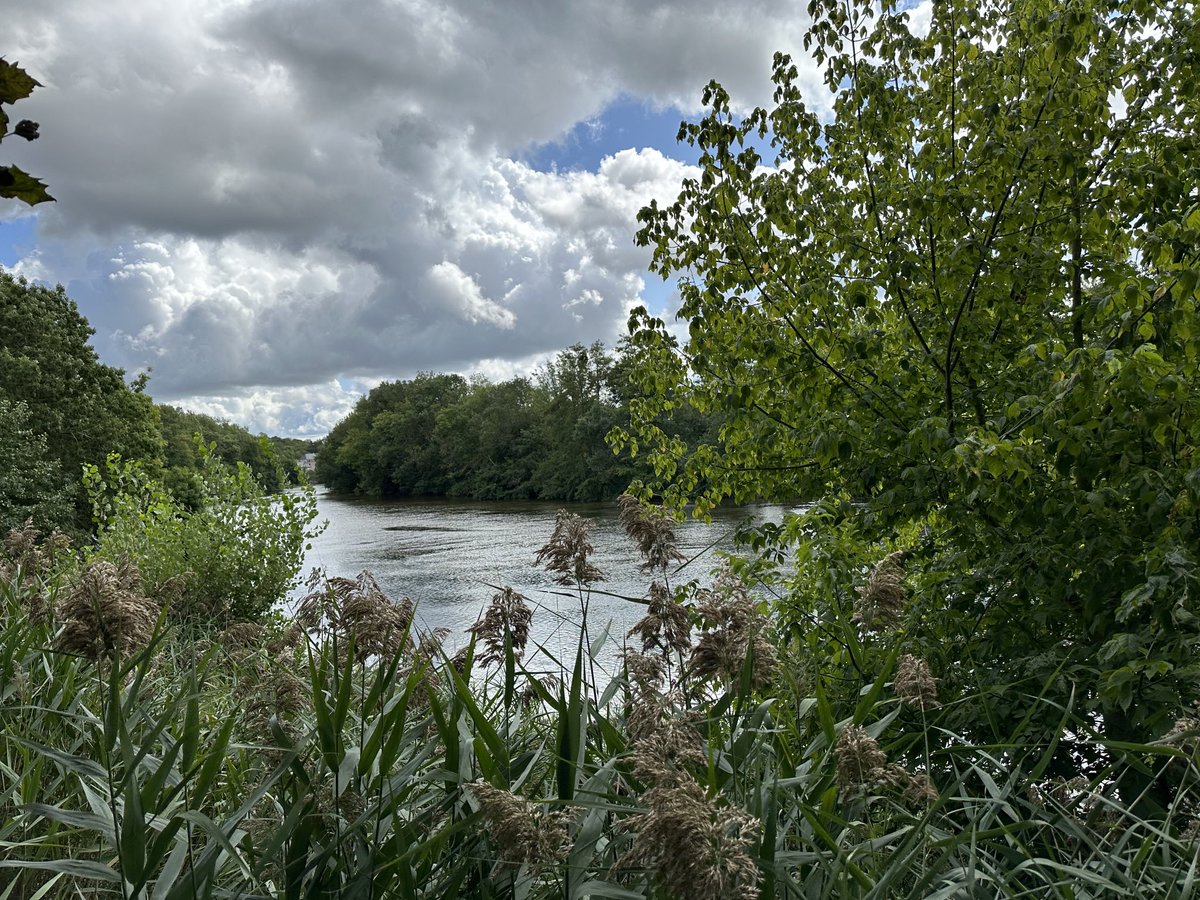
[295,488,785,672]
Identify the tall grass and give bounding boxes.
[1,518,1198,899]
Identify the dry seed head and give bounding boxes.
[467,586,533,666]
[220,622,265,651]
[613,776,760,900]
[901,770,939,807]
[623,648,668,695]
[535,510,604,585]
[467,781,570,869]
[834,725,889,790]
[297,569,414,662]
[618,494,687,572]
[629,716,707,786]
[1165,711,1200,756]
[894,654,940,710]
[56,559,159,661]
[628,580,692,657]
[690,566,777,690]
[853,551,907,633]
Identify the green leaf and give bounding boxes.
[0,859,121,883]
[0,166,54,205]
[0,59,41,105]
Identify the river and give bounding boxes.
[295,487,785,672]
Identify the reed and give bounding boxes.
[1,518,1198,898]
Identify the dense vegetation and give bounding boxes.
[316,342,716,502]
[2,0,1199,896]
[0,272,314,533]
[615,0,1200,808]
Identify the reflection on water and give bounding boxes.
[294,488,784,669]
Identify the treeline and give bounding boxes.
[317,341,717,502]
[0,271,314,534]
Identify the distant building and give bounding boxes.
[298,452,318,474]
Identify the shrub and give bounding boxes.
[82,441,321,625]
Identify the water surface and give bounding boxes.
[296,488,783,669]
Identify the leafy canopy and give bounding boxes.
[0,272,163,531]
[614,0,1200,750]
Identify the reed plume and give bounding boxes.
[536,510,604,585]
[628,580,692,657]
[853,550,907,633]
[468,586,532,666]
[618,493,686,572]
[894,654,940,710]
[467,781,570,869]
[296,569,414,662]
[690,564,776,690]
[615,732,760,900]
[55,558,159,661]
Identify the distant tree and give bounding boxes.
[316,374,469,498]
[157,405,287,497]
[0,58,52,205]
[0,272,163,530]
[435,378,544,499]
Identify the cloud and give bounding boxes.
[3,0,823,435]
[424,262,516,329]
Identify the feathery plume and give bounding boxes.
[467,586,533,666]
[834,725,889,791]
[618,494,686,572]
[296,569,414,662]
[613,771,760,899]
[628,580,692,657]
[894,654,940,710]
[536,510,604,585]
[56,559,159,661]
[467,782,570,869]
[690,565,776,690]
[853,551,907,633]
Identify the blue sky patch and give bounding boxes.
[523,96,700,173]
[0,216,37,268]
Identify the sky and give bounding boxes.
[1,0,839,438]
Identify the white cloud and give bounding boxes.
[4,0,824,436]
[424,262,516,329]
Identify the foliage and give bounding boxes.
[4,514,1200,898]
[0,398,70,533]
[83,444,321,625]
[0,58,52,205]
[613,0,1200,786]
[0,271,164,532]
[317,342,708,503]
[157,404,293,500]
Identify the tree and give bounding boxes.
[615,0,1200,782]
[0,399,69,532]
[0,272,163,530]
[0,58,52,205]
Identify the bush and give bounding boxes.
[82,441,321,625]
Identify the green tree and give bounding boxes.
[157,404,287,498]
[316,374,469,498]
[0,399,69,532]
[615,0,1200,784]
[533,343,634,500]
[0,272,163,530]
[435,378,544,499]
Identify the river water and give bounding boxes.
[295,488,785,672]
